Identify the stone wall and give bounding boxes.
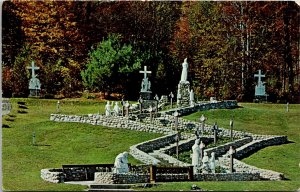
[94,172,149,184]
[234,136,288,159]
[194,172,260,181]
[40,168,64,183]
[129,133,177,165]
[50,114,175,135]
[165,100,238,116]
[94,171,259,184]
[218,157,284,181]
[136,134,177,153]
[204,137,253,157]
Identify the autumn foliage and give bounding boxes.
[2,1,299,102]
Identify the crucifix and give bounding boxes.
[27,61,40,78]
[254,70,265,84]
[139,66,152,80]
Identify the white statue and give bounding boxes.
[189,89,195,106]
[105,101,111,116]
[180,58,188,82]
[210,152,216,173]
[192,139,201,173]
[113,152,129,174]
[113,101,121,116]
[201,152,210,173]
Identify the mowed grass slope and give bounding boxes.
[145,103,299,191]
[2,98,161,191]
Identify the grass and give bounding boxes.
[2,98,162,191]
[2,100,300,191]
[145,103,300,191]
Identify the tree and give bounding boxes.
[11,45,33,97]
[81,34,141,98]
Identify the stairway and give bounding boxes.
[88,184,135,191]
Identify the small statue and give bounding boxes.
[201,152,210,173]
[105,101,111,116]
[192,139,201,173]
[113,102,121,116]
[180,58,188,82]
[210,152,216,173]
[113,152,129,174]
[189,89,195,106]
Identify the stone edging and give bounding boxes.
[41,168,64,183]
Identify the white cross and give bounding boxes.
[27,61,40,78]
[254,70,265,83]
[139,66,151,79]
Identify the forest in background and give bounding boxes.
[2,1,300,103]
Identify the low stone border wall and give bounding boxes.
[136,134,177,153]
[130,145,161,165]
[234,136,288,159]
[129,134,178,165]
[94,171,259,184]
[94,172,149,184]
[165,100,238,116]
[205,137,253,157]
[194,172,260,181]
[218,157,284,181]
[41,168,64,183]
[50,114,175,135]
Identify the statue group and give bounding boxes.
[105,101,121,116]
[192,139,216,174]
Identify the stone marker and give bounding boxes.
[125,101,130,117]
[228,146,235,173]
[286,102,289,112]
[148,106,153,123]
[169,92,174,108]
[56,101,60,113]
[138,97,143,114]
[254,70,266,97]
[210,152,216,173]
[139,66,152,99]
[32,131,36,146]
[230,118,234,141]
[27,61,41,97]
[199,114,206,136]
[212,122,219,145]
[2,98,12,116]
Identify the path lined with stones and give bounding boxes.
[49,101,288,181]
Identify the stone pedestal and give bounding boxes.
[141,100,158,111]
[177,81,190,107]
[140,91,152,100]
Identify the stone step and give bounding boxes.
[88,189,133,192]
[90,184,134,189]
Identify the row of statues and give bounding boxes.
[105,101,122,116]
[192,139,216,173]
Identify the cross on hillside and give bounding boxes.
[139,66,151,79]
[27,61,40,78]
[254,70,265,83]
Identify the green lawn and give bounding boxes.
[146,103,300,191]
[2,100,300,191]
[2,98,161,191]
